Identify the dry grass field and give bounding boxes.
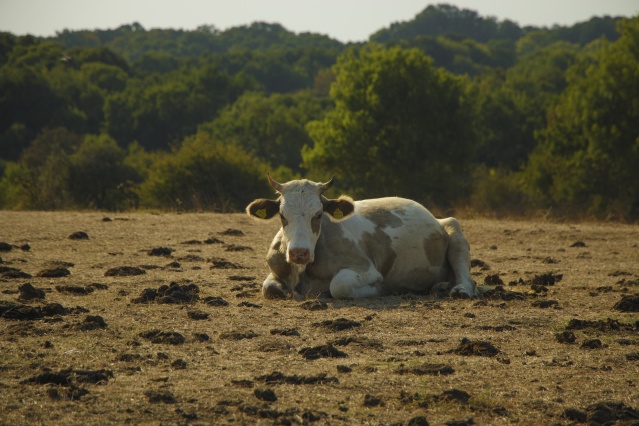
[1,211,638,425]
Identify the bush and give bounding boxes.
[139,133,272,212]
[468,167,532,216]
[67,133,140,210]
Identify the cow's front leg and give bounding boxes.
[329,267,383,299]
[263,272,310,301]
[262,274,291,299]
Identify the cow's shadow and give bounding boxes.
[308,284,495,311]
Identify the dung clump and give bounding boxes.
[131,282,199,304]
[18,283,46,300]
[104,266,146,277]
[451,338,500,357]
[68,232,89,240]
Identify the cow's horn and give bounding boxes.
[267,173,284,192]
[318,176,334,193]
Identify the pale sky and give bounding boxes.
[1,0,638,43]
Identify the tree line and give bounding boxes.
[1,4,637,220]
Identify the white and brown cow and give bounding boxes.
[247,175,476,300]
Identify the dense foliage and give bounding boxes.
[303,45,474,204]
[0,4,637,220]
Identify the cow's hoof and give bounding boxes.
[431,282,453,298]
[451,290,470,299]
[263,282,289,299]
[449,284,477,299]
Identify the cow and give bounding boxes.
[246,174,477,300]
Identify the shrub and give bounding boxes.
[139,133,272,211]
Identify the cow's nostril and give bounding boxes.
[289,248,310,263]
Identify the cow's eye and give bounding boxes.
[312,212,322,222]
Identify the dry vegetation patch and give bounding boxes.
[0,211,638,425]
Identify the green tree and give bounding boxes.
[0,66,64,160]
[67,134,140,209]
[525,18,639,219]
[371,4,518,44]
[471,41,580,169]
[0,127,80,209]
[80,62,128,92]
[0,32,17,66]
[132,51,181,75]
[201,91,331,171]
[103,66,250,149]
[46,65,105,134]
[303,44,475,205]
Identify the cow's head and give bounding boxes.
[247,174,355,265]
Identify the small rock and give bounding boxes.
[436,389,471,404]
[78,315,108,331]
[37,267,71,278]
[187,309,209,320]
[171,359,187,369]
[336,365,352,373]
[193,333,210,342]
[148,247,172,256]
[407,416,430,426]
[556,331,576,344]
[145,390,177,404]
[531,300,559,309]
[451,338,500,357]
[298,344,347,360]
[484,274,503,285]
[363,393,383,407]
[613,294,639,312]
[270,328,300,337]
[56,285,94,295]
[219,229,244,236]
[562,408,587,423]
[203,296,229,306]
[254,388,277,402]
[581,339,603,349]
[204,238,224,244]
[139,330,186,345]
[219,331,259,340]
[68,232,89,240]
[105,266,146,277]
[313,318,361,331]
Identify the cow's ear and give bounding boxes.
[323,196,355,221]
[247,199,280,220]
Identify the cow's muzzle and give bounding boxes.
[288,248,311,265]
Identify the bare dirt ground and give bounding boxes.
[1,211,638,425]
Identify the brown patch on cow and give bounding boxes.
[423,230,447,272]
[311,214,321,235]
[360,228,396,278]
[358,203,404,229]
[309,219,370,280]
